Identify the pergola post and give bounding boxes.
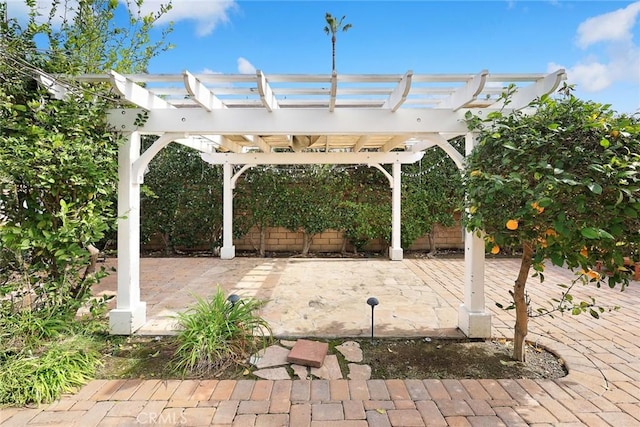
[389,162,403,261]
[220,162,236,259]
[458,132,491,338]
[109,131,146,334]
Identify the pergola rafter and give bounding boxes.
[63,68,566,336]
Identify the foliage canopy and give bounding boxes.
[464,85,640,360]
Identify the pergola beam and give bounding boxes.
[329,71,338,112]
[383,70,413,112]
[353,135,369,152]
[200,151,424,165]
[35,71,69,100]
[439,70,488,111]
[243,135,272,153]
[109,108,468,134]
[203,135,244,153]
[493,69,566,110]
[110,71,174,110]
[381,135,409,152]
[257,70,279,112]
[183,71,225,111]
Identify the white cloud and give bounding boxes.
[237,57,256,74]
[5,0,77,26]
[6,1,237,37]
[550,2,640,95]
[548,61,611,92]
[137,0,237,37]
[576,1,640,48]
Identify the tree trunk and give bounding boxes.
[340,235,348,255]
[513,241,534,362]
[427,227,438,258]
[332,36,336,71]
[302,232,312,255]
[161,232,172,255]
[259,226,266,258]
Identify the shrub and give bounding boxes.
[0,335,101,406]
[171,288,271,376]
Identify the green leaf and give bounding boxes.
[581,228,600,239]
[537,197,553,207]
[589,308,600,319]
[600,138,610,148]
[587,183,603,194]
[597,229,614,240]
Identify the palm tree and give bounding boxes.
[323,13,352,72]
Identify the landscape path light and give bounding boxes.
[366,297,379,344]
[227,294,240,307]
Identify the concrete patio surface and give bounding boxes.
[2,257,639,426]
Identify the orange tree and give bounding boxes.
[464,86,640,361]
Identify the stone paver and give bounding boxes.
[253,367,291,380]
[252,344,291,369]
[3,258,640,426]
[287,339,329,368]
[336,341,364,362]
[310,354,343,379]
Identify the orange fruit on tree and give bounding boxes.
[531,202,544,214]
[490,245,500,254]
[580,247,588,257]
[506,219,519,230]
[582,269,600,280]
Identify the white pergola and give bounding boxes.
[73,68,566,335]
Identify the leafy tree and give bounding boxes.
[402,141,464,253]
[0,0,172,315]
[277,165,343,255]
[337,166,391,254]
[141,142,223,254]
[38,0,173,74]
[234,167,288,257]
[464,85,640,361]
[323,12,351,72]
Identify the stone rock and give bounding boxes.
[253,367,291,380]
[347,363,371,380]
[310,355,343,380]
[252,345,290,369]
[279,340,297,348]
[291,364,309,380]
[336,341,363,363]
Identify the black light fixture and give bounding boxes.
[227,294,240,307]
[366,297,379,344]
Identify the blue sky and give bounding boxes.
[8,1,640,114]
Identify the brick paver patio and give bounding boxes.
[1,257,639,426]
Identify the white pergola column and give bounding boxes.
[458,132,491,338]
[109,131,146,334]
[220,162,236,259]
[389,162,403,261]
